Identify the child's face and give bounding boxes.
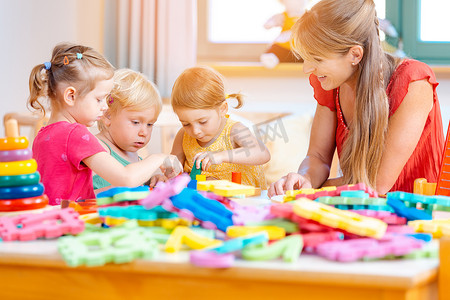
[106,106,158,152]
[74,78,114,127]
[174,107,226,144]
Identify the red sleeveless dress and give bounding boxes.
[310,59,444,192]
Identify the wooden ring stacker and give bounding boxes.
[0,159,38,176]
[0,194,49,212]
[0,172,41,187]
[0,183,44,200]
[0,148,33,162]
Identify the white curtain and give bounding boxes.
[104,0,197,98]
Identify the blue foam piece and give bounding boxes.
[98,205,177,221]
[210,232,268,254]
[97,186,149,198]
[405,233,433,242]
[387,196,432,221]
[0,183,44,199]
[170,188,233,232]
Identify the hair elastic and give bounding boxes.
[108,95,114,105]
[44,62,51,70]
[225,94,230,99]
[63,56,69,65]
[76,53,83,59]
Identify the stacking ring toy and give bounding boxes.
[0,159,37,176]
[0,194,49,212]
[0,172,40,187]
[0,136,29,151]
[0,183,44,200]
[0,148,32,162]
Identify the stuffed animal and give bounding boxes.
[260,0,307,68]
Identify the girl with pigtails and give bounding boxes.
[29,42,181,205]
[269,0,444,196]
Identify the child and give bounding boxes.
[170,66,270,189]
[28,43,182,205]
[93,68,166,191]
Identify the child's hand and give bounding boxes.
[148,174,168,188]
[160,154,183,177]
[193,151,224,171]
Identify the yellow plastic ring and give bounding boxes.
[0,136,29,151]
[0,159,37,176]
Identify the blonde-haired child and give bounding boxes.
[28,43,182,205]
[93,68,166,190]
[170,66,270,188]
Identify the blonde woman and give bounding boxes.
[269,0,444,196]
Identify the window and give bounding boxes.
[197,0,385,62]
[387,0,450,64]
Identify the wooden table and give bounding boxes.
[0,239,439,300]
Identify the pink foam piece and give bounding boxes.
[231,203,273,225]
[316,234,423,262]
[0,208,84,241]
[190,250,234,268]
[178,209,195,221]
[349,210,407,225]
[386,225,415,234]
[201,221,217,230]
[140,173,190,209]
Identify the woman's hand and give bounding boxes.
[193,151,224,171]
[268,172,312,197]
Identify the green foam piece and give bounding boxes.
[190,160,202,180]
[241,235,303,263]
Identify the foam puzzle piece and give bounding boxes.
[58,227,159,267]
[316,234,424,262]
[190,160,202,180]
[208,232,269,254]
[0,208,84,241]
[297,232,344,253]
[98,205,178,221]
[96,186,150,205]
[140,174,190,209]
[414,178,437,196]
[226,225,286,240]
[230,201,273,225]
[408,219,450,238]
[190,250,235,268]
[166,187,234,232]
[348,209,407,225]
[196,180,256,197]
[292,199,387,239]
[386,195,432,221]
[317,196,386,206]
[0,159,37,176]
[241,235,303,263]
[245,218,299,233]
[0,183,44,200]
[0,172,40,187]
[164,226,222,253]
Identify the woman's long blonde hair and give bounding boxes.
[291,0,401,188]
[171,66,243,110]
[28,42,114,116]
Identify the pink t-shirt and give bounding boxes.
[32,122,106,205]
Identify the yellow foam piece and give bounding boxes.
[164,226,222,253]
[292,199,387,239]
[196,175,206,181]
[79,213,102,225]
[226,225,285,240]
[196,180,256,197]
[408,219,450,238]
[283,186,338,202]
[413,178,437,196]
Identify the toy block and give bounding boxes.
[245,218,299,233]
[408,219,450,238]
[297,232,343,253]
[167,187,234,232]
[335,183,378,198]
[230,201,273,225]
[164,226,222,253]
[196,180,256,197]
[316,234,424,262]
[241,235,303,263]
[208,232,269,254]
[385,225,416,234]
[190,160,202,180]
[231,172,241,184]
[317,196,387,206]
[292,199,387,239]
[226,225,286,240]
[436,120,450,196]
[98,205,177,221]
[58,227,159,267]
[196,175,206,181]
[349,209,407,225]
[402,240,439,259]
[96,186,150,205]
[190,250,235,268]
[139,174,190,209]
[414,178,437,196]
[0,208,84,241]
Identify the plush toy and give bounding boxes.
[260,0,307,69]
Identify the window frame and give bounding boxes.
[387,0,450,64]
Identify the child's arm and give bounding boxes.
[194,123,271,171]
[170,128,186,167]
[83,152,182,187]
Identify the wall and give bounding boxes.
[0,0,104,135]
